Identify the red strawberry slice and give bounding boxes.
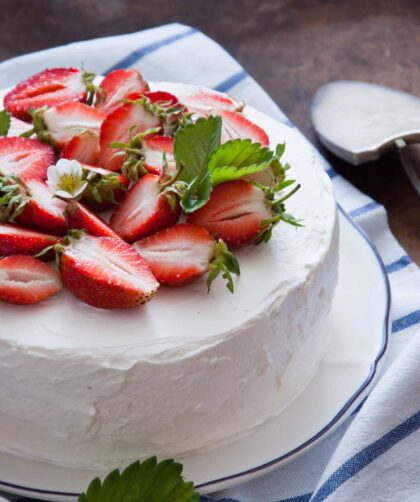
[65,201,118,238]
[98,100,160,171]
[143,91,180,107]
[42,102,106,150]
[0,137,55,182]
[0,255,62,304]
[81,164,128,211]
[179,90,242,116]
[95,69,149,113]
[4,67,87,121]
[188,180,271,247]
[17,179,67,235]
[143,135,175,176]
[217,110,269,146]
[0,223,62,257]
[110,173,181,243]
[133,224,215,286]
[59,234,159,309]
[60,130,100,165]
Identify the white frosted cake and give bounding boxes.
[0,81,338,470]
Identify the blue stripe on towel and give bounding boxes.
[215,70,248,93]
[385,255,412,274]
[311,410,420,502]
[348,201,381,219]
[392,309,420,333]
[105,27,197,73]
[325,167,338,179]
[278,493,312,502]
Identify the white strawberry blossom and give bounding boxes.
[47,159,87,200]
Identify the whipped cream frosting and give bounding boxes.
[0,83,338,469]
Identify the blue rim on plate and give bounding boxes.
[0,204,391,498]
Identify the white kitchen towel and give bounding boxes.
[0,23,418,502]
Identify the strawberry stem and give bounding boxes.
[206,240,240,293]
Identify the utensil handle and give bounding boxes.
[394,138,420,196]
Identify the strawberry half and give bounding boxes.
[179,90,243,116]
[110,173,180,243]
[4,67,87,121]
[95,69,149,114]
[133,223,240,291]
[217,110,269,146]
[59,234,159,309]
[0,255,62,304]
[142,135,176,177]
[98,100,160,171]
[39,102,106,150]
[65,201,118,238]
[188,180,272,247]
[0,137,55,182]
[0,223,62,257]
[60,130,100,165]
[17,179,67,235]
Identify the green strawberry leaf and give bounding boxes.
[0,110,11,136]
[208,139,273,185]
[174,116,222,184]
[78,457,199,502]
[180,169,212,213]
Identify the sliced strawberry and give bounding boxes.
[179,90,243,116]
[41,102,106,150]
[110,173,180,243]
[0,223,61,257]
[188,180,271,247]
[0,137,55,182]
[59,234,159,309]
[60,130,100,165]
[98,101,160,171]
[216,110,269,146]
[133,224,215,286]
[95,69,149,114]
[4,68,87,121]
[143,91,180,107]
[0,255,62,304]
[143,135,175,176]
[65,201,118,238]
[17,179,67,235]
[81,164,128,211]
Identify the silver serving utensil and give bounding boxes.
[311,80,420,195]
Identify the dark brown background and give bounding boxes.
[0,0,419,262]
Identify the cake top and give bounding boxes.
[0,69,336,357]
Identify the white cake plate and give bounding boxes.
[0,206,389,501]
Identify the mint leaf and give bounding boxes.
[78,457,199,502]
[0,110,11,136]
[208,139,273,185]
[174,116,222,184]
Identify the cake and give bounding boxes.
[0,70,338,470]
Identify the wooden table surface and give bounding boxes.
[0,0,419,262]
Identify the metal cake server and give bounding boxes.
[311,80,420,195]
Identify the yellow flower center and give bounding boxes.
[59,174,82,194]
